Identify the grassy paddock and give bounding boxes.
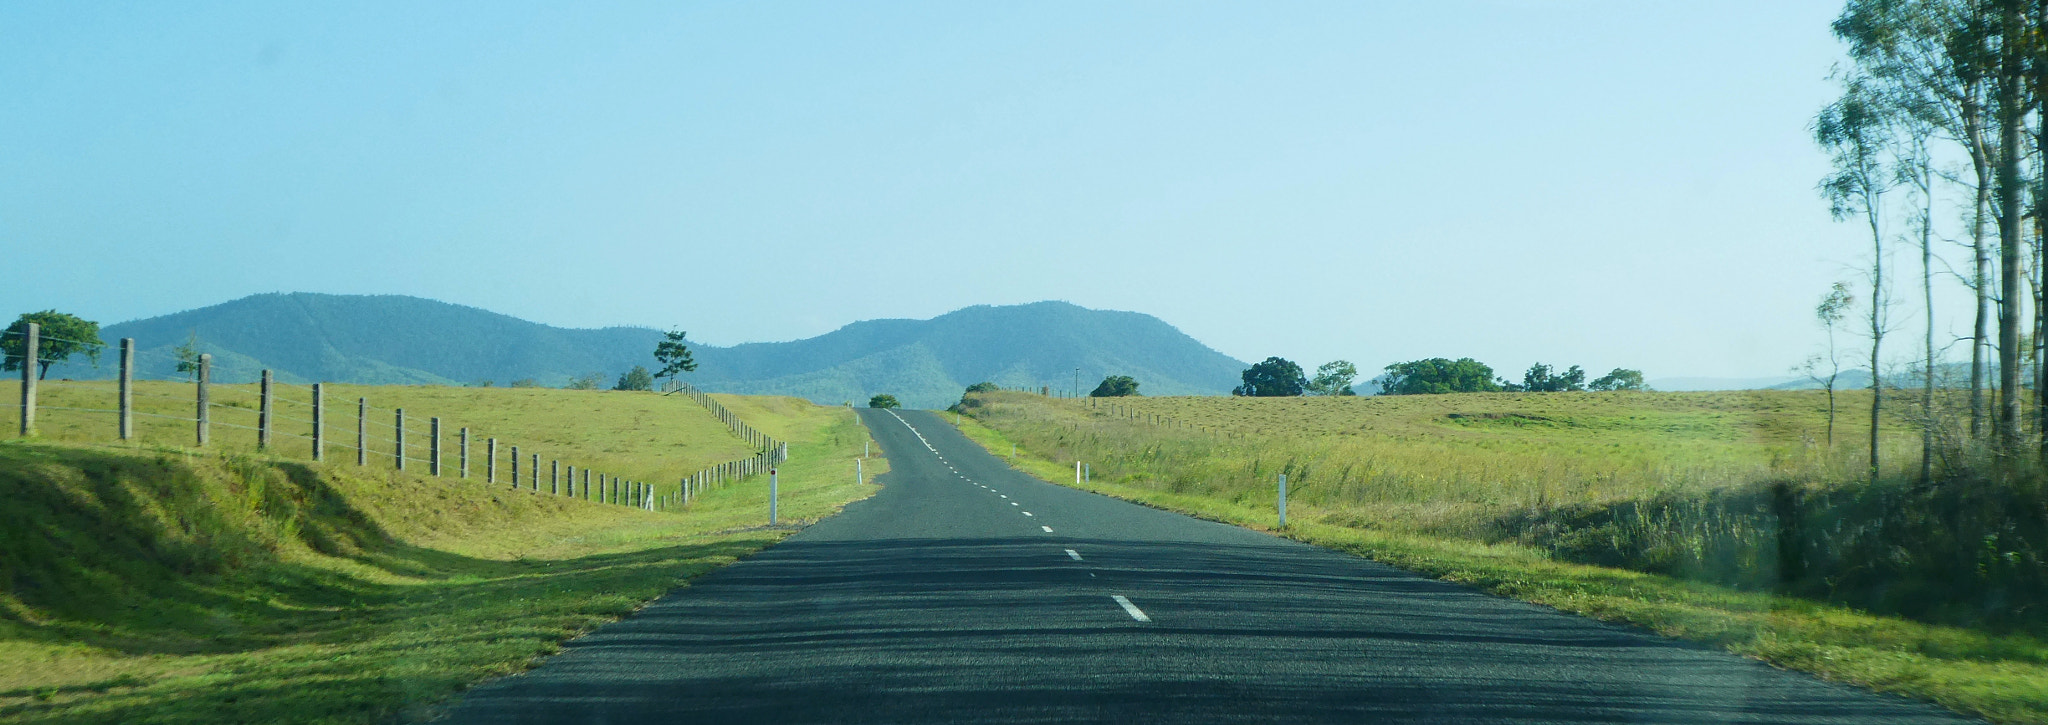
[950,391,2047,724]
[5,381,764,494]
[0,392,886,724]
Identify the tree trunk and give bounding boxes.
[1923,174,1936,484]
[2037,0,2048,463]
[1997,0,2025,453]
[1974,169,1992,439]
[1869,195,1885,486]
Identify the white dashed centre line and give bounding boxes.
[1022,512,1033,516]
[1065,549,1082,561]
[1041,525,1054,533]
[1010,502,1019,506]
[1112,595,1151,622]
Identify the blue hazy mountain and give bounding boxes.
[42,293,1247,409]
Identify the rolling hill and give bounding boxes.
[38,293,1248,408]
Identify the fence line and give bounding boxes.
[9,329,687,513]
[666,382,789,505]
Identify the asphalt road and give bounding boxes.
[441,408,1974,724]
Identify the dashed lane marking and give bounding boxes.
[1112,595,1151,622]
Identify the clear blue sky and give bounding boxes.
[0,1,1950,381]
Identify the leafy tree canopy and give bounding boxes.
[1504,363,1587,393]
[1232,357,1306,397]
[1306,360,1359,396]
[1588,368,1648,392]
[173,331,203,381]
[653,329,696,391]
[1090,375,1141,397]
[3,310,104,380]
[614,366,654,391]
[565,371,605,390]
[965,381,999,394]
[1379,358,1502,395]
[869,394,901,409]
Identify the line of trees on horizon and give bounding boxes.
[1223,356,1645,398]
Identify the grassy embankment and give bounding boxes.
[0,385,886,723]
[949,390,2046,724]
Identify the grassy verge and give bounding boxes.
[944,402,2047,724]
[0,394,886,724]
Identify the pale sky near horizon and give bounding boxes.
[0,2,1973,381]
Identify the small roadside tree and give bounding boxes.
[173,331,203,381]
[1090,375,1140,397]
[1306,361,1359,396]
[653,329,696,392]
[565,371,605,390]
[1587,368,1647,391]
[965,381,999,394]
[1232,357,1306,397]
[1803,282,1856,447]
[2,310,104,380]
[869,394,901,409]
[614,366,654,391]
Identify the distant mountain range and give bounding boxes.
[40,293,1249,409]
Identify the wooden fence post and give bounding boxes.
[531,453,539,491]
[459,428,469,478]
[394,409,406,471]
[357,398,367,465]
[487,438,497,483]
[551,460,559,495]
[311,383,324,461]
[258,370,273,449]
[430,417,442,476]
[17,322,34,437]
[118,337,133,440]
[581,468,590,499]
[511,446,520,487]
[195,353,210,446]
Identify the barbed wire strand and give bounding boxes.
[7,334,109,348]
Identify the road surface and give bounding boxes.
[442,408,1973,724]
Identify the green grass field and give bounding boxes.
[952,390,2048,724]
[7,381,764,496]
[0,389,886,724]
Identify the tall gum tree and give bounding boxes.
[1817,74,1895,484]
[1833,0,2001,438]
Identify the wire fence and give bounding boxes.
[7,328,794,513]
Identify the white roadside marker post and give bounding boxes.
[1278,473,1288,528]
[1075,461,1082,484]
[769,467,779,526]
[856,457,863,485]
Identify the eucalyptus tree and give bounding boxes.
[1895,101,1940,482]
[1806,283,1858,448]
[1833,0,2000,437]
[1990,0,2027,450]
[1818,74,1896,482]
